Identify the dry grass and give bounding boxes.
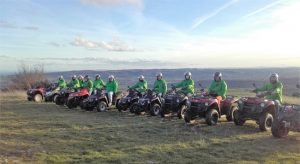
[0,90,299,163]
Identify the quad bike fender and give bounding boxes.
[99,96,109,106]
[151,97,162,107]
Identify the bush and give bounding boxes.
[8,63,49,90]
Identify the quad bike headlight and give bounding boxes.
[238,100,243,105]
[205,102,209,106]
[260,103,265,108]
[176,99,180,103]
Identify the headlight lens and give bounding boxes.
[260,103,265,108]
[205,102,209,106]
[176,99,180,103]
[238,100,243,104]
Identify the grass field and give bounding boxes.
[0,90,299,163]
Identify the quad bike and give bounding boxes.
[55,87,76,106]
[160,85,190,119]
[184,84,238,125]
[116,88,142,113]
[95,90,123,112]
[66,88,90,109]
[44,83,60,102]
[80,89,105,111]
[27,86,46,102]
[233,83,277,131]
[130,89,164,116]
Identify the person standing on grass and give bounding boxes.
[153,72,167,97]
[83,75,93,95]
[57,76,67,90]
[106,75,118,106]
[253,73,283,103]
[208,72,228,105]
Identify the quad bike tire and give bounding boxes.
[177,105,187,119]
[66,98,76,109]
[150,103,161,116]
[259,112,273,131]
[233,110,246,126]
[34,94,43,102]
[129,102,139,113]
[53,94,59,103]
[97,101,107,112]
[206,108,219,126]
[271,119,289,138]
[226,106,238,122]
[184,110,192,123]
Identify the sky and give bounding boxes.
[0,0,300,73]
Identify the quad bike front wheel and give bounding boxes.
[66,98,76,109]
[259,112,273,131]
[34,94,43,102]
[206,108,219,125]
[226,106,237,122]
[129,102,139,114]
[97,101,107,112]
[53,94,59,103]
[233,110,246,126]
[271,119,289,138]
[184,110,192,123]
[177,105,187,119]
[150,103,161,116]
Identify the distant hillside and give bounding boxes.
[45,67,300,96]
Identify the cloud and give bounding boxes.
[191,0,239,30]
[0,20,39,31]
[80,0,143,8]
[71,36,141,52]
[243,0,285,18]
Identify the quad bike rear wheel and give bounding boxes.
[206,108,219,125]
[66,98,76,109]
[97,101,107,112]
[34,94,43,102]
[233,110,246,126]
[150,103,161,116]
[271,119,289,138]
[259,112,273,131]
[184,110,192,123]
[226,106,237,121]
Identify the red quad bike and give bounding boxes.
[55,87,76,106]
[117,88,142,113]
[271,104,300,138]
[233,83,277,131]
[184,84,238,125]
[66,88,89,109]
[160,85,189,119]
[130,89,163,116]
[27,86,46,102]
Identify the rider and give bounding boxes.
[93,74,106,94]
[78,75,84,88]
[173,72,195,96]
[253,73,283,103]
[68,75,80,91]
[153,72,167,97]
[106,75,118,106]
[208,72,228,104]
[83,75,94,95]
[129,75,148,94]
[58,76,67,89]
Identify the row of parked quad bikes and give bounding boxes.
[27,83,300,138]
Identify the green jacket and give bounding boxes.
[68,79,80,89]
[208,80,228,99]
[130,80,148,93]
[256,82,283,103]
[78,80,84,88]
[153,79,167,94]
[175,79,195,94]
[93,79,105,90]
[106,80,118,93]
[58,79,67,89]
[83,80,93,92]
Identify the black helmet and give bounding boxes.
[84,75,89,80]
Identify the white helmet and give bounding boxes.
[139,75,145,80]
[270,73,279,82]
[108,75,115,79]
[95,74,101,78]
[78,75,84,80]
[156,72,163,77]
[59,75,64,80]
